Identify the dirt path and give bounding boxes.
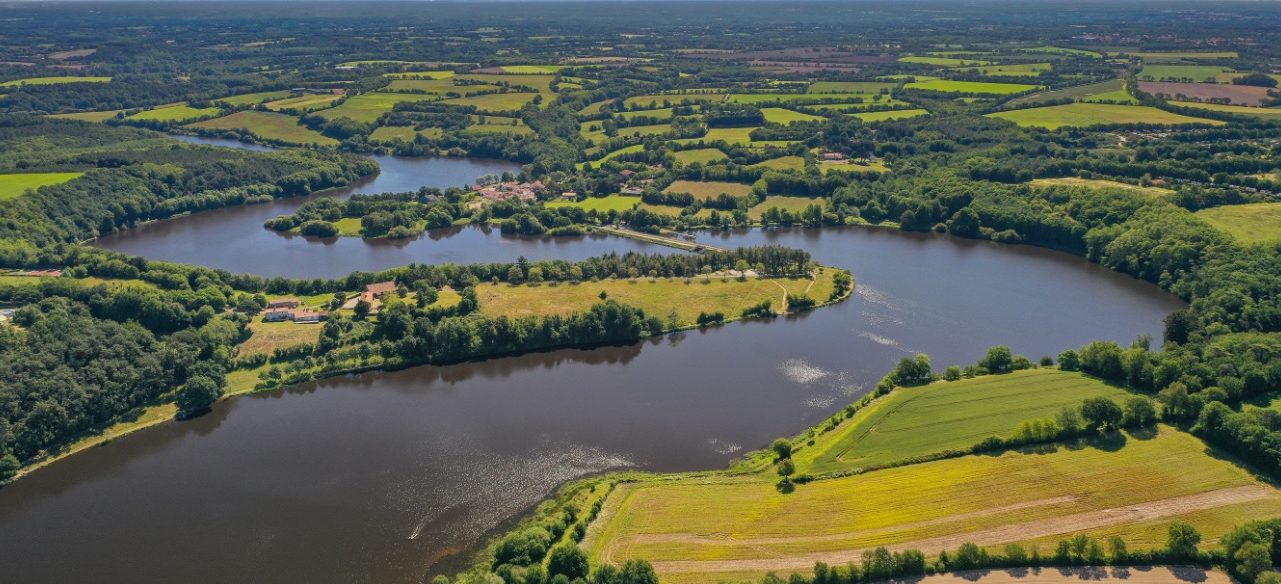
[645,485,1274,574]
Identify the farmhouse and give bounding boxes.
[291,310,325,324]
[266,297,300,309]
[474,180,545,202]
[364,281,396,298]
[263,309,293,322]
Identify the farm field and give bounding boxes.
[729,92,889,105]
[899,56,994,67]
[904,79,1041,95]
[760,107,825,124]
[1137,82,1274,107]
[624,93,726,108]
[806,81,896,93]
[475,269,836,327]
[961,62,1052,77]
[1171,101,1281,118]
[1138,65,1233,83]
[671,126,787,148]
[1028,177,1174,196]
[239,320,323,357]
[545,194,640,213]
[368,125,444,142]
[440,91,539,112]
[987,103,1220,129]
[495,65,563,74]
[672,148,727,165]
[124,104,221,123]
[750,156,806,171]
[748,196,823,220]
[1196,203,1281,245]
[852,108,929,122]
[0,171,85,200]
[187,110,338,146]
[580,144,644,169]
[384,71,454,80]
[0,76,110,87]
[466,117,535,135]
[663,179,754,200]
[215,90,292,106]
[794,369,1133,475]
[315,91,440,123]
[264,93,343,112]
[821,159,889,174]
[582,122,671,142]
[618,107,677,121]
[48,109,126,122]
[804,98,912,112]
[1006,79,1130,107]
[1125,51,1238,61]
[585,428,1281,583]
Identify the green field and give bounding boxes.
[899,56,994,67]
[1028,177,1174,197]
[368,125,444,142]
[546,194,640,213]
[820,159,889,174]
[265,93,343,112]
[384,71,455,80]
[988,103,1220,129]
[1006,79,1133,107]
[624,94,725,108]
[49,109,126,122]
[125,104,222,123]
[1172,101,1281,118]
[467,115,535,135]
[476,270,836,327]
[1196,203,1281,245]
[498,65,564,74]
[663,179,753,200]
[672,148,727,166]
[904,79,1041,95]
[0,172,85,201]
[1024,46,1103,58]
[188,110,338,146]
[750,156,806,171]
[961,62,1052,77]
[795,369,1132,475]
[728,92,889,105]
[760,107,826,124]
[804,99,912,112]
[0,76,111,87]
[582,121,672,142]
[1127,51,1238,61]
[215,90,292,106]
[852,108,929,122]
[618,107,677,121]
[748,196,823,220]
[670,126,779,148]
[587,428,1281,584]
[1138,64,1234,82]
[440,91,539,112]
[315,91,440,123]
[807,81,896,94]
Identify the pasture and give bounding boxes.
[618,107,677,121]
[368,126,444,142]
[853,108,929,122]
[904,79,1041,95]
[188,111,338,146]
[315,92,440,123]
[987,103,1220,129]
[239,320,323,357]
[1196,203,1281,245]
[1028,177,1174,197]
[496,65,563,74]
[663,180,754,200]
[475,270,836,327]
[624,93,725,109]
[125,104,222,123]
[672,148,727,166]
[1006,79,1134,107]
[729,92,890,105]
[585,428,1281,584]
[215,90,292,106]
[1138,82,1274,107]
[807,81,896,94]
[0,76,110,87]
[545,194,640,213]
[440,92,539,112]
[265,93,343,112]
[0,172,85,201]
[750,156,806,171]
[899,56,994,67]
[748,196,823,220]
[1172,101,1281,118]
[820,159,889,174]
[962,63,1052,77]
[467,115,535,135]
[760,107,826,124]
[795,369,1132,475]
[49,109,125,122]
[384,71,455,80]
[804,98,912,112]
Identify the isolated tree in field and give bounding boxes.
[1058,349,1080,371]
[980,345,1014,374]
[771,438,792,460]
[177,375,222,416]
[776,458,795,477]
[546,543,588,580]
[1080,397,1123,431]
[1167,522,1201,559]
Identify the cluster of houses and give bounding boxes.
[473,180,546,202]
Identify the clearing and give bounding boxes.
[987,103,1220,129]
[239,319,323,357]
[1028,178,1174,197]
[1196,203,1281,245]
[0,76,111,87]
[663,180,754,200]
[0,172,85,201]
[673,148,728,166]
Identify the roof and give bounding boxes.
[365,281,397,295]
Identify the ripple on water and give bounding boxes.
[779,358,832,384]
[706,437,743,455]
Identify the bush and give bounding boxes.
[546,543,589,580]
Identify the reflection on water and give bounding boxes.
[3,219,1188,583]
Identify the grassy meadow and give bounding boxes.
[904,79,1041,95]
[1196,203,1281,245]
[1171,101,1281,118]
[1028,177,1174,197]
[475,269,838,327]
[188,111,338,146]
[545,194,640,213]
[852,108,929,122]
[125,104,222,123]
[1,76,110,87]
[215,90,292,106]
[988,103,1221,129]
[663,180,754,200]
[672,148,728,165]
[315,92,440,123]
[794,369,1132,475]
[0,171,85,200]
[761,107,826,124]
[748,196,823,220]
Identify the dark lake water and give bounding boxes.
[94,137,658,279]
[0,136,1189,584]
